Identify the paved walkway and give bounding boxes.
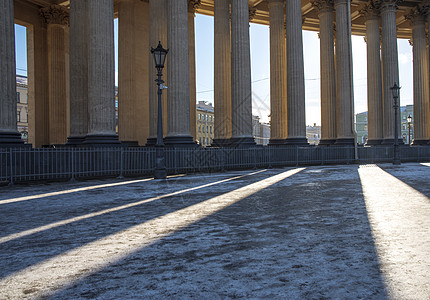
[0,163,429,299]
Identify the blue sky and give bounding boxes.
[14,14,413,126]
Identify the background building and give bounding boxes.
[252,116,270,145]
[16,75,29,142]
[356,105,414,145]
[306,124,321,145]
[196,101,214,146]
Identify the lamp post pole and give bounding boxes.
[407,114,412,145]
[152,42,168,179]
[391,82,401,165]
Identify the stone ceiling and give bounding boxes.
[19,0,424,39]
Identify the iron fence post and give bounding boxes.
[268,147,272,169]
[321,146,324,165]
[296,146,299,167]
[8,148,13,186]
[70,148,76,182]
[118,147,124,179]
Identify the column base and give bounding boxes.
[334,138,354,146]
[381,138,404,145]
[229,137,256,148]
[154,168,167,179]
[285,137,309,146]
[145,137,157,147]
[268,139,287,146]
[211,138,232,147]
[412,139,430,146]
[82,134,121,147]
[0,131,25,147]
[318,139,336,146]
[120,140,140,147]
[66,135,86,146]
[164,135,198,148]
[365,139,383,146]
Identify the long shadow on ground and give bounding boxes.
[51,166,388,299]
[378,163,430,198]
[0,170,270,279]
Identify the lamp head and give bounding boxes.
[407,114,412,123]
[390,82,401,98]
[151,41,169,71]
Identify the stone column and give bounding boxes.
[362,2,383,145]
[212,0,232,147]
[268,0,288,145]
[380,0,400,144]
[84,0,119,144]
[285,0,307,145]
[230,0,255,146]
[314,0,337,145]
[334,0,354,145]
[67,0,88,145]
[165,0,195,146]
[188,0,200,141]
[408,9,430,144]
[118,0,149,146]
[40,5,69,145]
[0,0,24,146]
[147,0,168,146]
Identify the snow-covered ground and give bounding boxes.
[0,163,429,299]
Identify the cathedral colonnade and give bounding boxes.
[1,0,430,147]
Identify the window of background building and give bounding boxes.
[17,111,21,122]
[16,92,20,103]
[210,126,212,134]
[207,125,209,133]
[198,125,201,133]
[199,137,202,144]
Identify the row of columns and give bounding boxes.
[407,6,430,144]
[361,0,430,145]
[2,0,430,147]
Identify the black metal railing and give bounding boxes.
[1,146,429,184]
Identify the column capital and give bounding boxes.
[40,5,70,26]
[380,0,399,14]
[360,1,381,21]
[405,7,426,26]
[188,0,201,14]
[311,0,334,14]
[334,0,349,8]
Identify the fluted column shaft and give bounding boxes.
[230,0,254,145]
[85,0,118,143]
[41,5,69,145]
[118,0,149,145]
[334,0,355,145]
[316,0,337,145]
[411,13,430,144]
[165,0,195,146]
[381,1,400,144]
[0,0,23,145]
[364,8,383,144]
[285,0,307,145]
[269,0,288,144]
[147,0,168,145]
[188,1,199,141]
[68,0,88,144]
[213,0,232,145]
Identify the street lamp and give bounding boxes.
[407,114,412,145]
[390,82,401,165]
[151,41,169,179]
